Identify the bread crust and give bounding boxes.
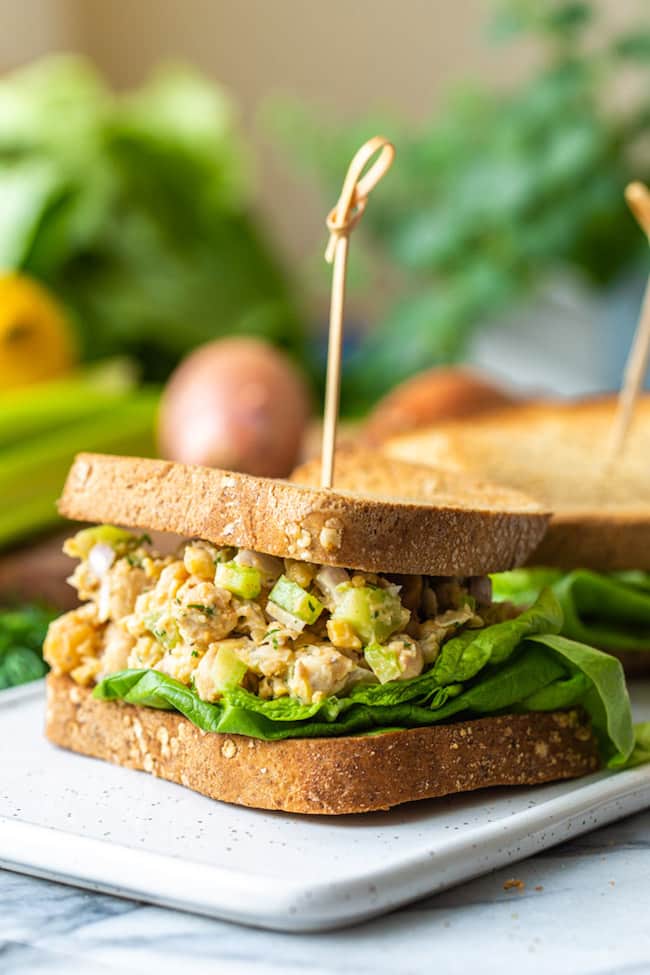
[532,514,650,571]
[386,395,650,570]
[58,453,550,576]
[45,674,599,815]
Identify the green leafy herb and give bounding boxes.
[0,56,304,382]
[187,603,216,617]
[269,0,650,412]
[0,604,56,690]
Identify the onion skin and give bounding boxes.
[158,337,311,478]
[362,367,518,445]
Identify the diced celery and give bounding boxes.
[332,585,409,644]
[215,561,261,599]
[364,642,402,684]
[212,643,248,691]
[144,614,179,650]
[65,525,138,559]
[268,575,323,624]
[265,602,306,632]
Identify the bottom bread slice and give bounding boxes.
[45,674,600,815]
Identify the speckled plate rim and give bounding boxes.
[2,759,650,931]
[0,677,45,706]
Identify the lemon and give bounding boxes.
[0,273,77,391]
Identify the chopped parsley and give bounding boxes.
[187,603,215,617]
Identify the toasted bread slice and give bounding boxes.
[386,396,650,570]
[58,452,549,576]
[45,675,598,815]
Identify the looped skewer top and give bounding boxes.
[320,137,395,489]
[324,137,395,263]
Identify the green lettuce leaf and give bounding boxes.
[492,568,650,652]
[491,568,565,605]
[527,634,633,766]
[621,722,650,769]
[93,591,634,764]
[433,587,563,684]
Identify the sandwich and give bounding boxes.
[386,395,650,673]
[43,450,634,814]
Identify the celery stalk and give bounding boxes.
[0,359,139,449]
[0,391,158,548]
[0,392,158,504]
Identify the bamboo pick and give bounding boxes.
[606,181,650,461]
[320,136,395,489]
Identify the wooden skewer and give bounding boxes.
[625,181,650,237]
[320,136,395,489]
[606,181,650,461]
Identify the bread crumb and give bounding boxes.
[319,520,343,553]
[295,529,311,550]
[221,738,237,759]
[503,878,525,892]
[575,724,592,742]
[73,459,91,486]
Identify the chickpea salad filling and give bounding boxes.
[45,524,518,706]
[42,524,636,760]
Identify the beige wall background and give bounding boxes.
[0,0,644,264]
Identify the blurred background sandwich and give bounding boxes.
[386,394,650,673]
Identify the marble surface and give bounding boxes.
[2,808,649,975]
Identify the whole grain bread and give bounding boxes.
[386,396,650,570]
[45,674,599,815]
[58,452,549,576]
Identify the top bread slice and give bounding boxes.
[58,452,549,576]
[386,395,650,570]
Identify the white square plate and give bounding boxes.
[2,680,650,932]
